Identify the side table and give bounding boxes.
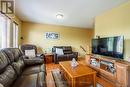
[45,53,54,63]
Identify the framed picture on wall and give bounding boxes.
[45,32,59,39]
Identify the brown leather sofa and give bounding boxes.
[0,48,46,87]
[52,46,78,63]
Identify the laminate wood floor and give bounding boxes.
[46,63,60,87]
[46,61,115,87]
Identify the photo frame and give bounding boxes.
[45,32,59,39]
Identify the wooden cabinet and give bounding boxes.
[85,54,91,64]
[45,53,53,63]
[115,62,128,87]
[85,54,130,87]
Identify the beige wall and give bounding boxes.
[95,1,130,60]
[21,22,94,57]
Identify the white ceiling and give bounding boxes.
[15,0,129,28]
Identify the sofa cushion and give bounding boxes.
[23,59,44,65]
[67,54,77,58]
[10,48,23,62]
[57,55,67,58]
[63,46,72,51]
[22,64,46,75]
[64,51,72,54]
[0,51,9,73]
[12,58,25,76]
[63,46,72,54]
[12,72,46,87]
[1,49,15,63]
[12,74,38,87]
[2,48,23,62]
[57,55,68,61]
[0,65,17,87]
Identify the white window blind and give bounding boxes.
[0,15,3,48]
[7,18,11,47]
[0,14,7,48]
[13,22,19,48]
[0,13,19,48]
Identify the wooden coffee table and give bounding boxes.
[59,61,97,87]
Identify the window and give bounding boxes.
[0,15,3,48]
[0,13,7,48]
[0,12,19,48]
[0,26,1,48]
[13,22,19,48]
[7,18,11,47]
[0,16,2,48]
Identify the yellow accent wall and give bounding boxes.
[95,1,130,60]
[21,22,94,57]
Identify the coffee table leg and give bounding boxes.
[72,78,75,87]
[93,74,96,87]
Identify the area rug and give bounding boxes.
[51,69,68,87]
[51,69,103,87]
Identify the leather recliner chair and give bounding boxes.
[52,46,78,63]
[21,44,46,64]
[21,44,43,58]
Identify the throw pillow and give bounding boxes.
[56,48,64,55]
[25,49,35,58]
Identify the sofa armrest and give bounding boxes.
[22,55,29,59]
[72,52,78,60]
[36,53,46,63]
[72,52,78,56]
[23,59,44,66]
[53,53,58,64]
[36,53,44,57]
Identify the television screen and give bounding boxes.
[92,36,124,59]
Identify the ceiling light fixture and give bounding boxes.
[56,14,64,19]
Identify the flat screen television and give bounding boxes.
[92,36,124,59]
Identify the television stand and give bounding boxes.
[85,54,130,87]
